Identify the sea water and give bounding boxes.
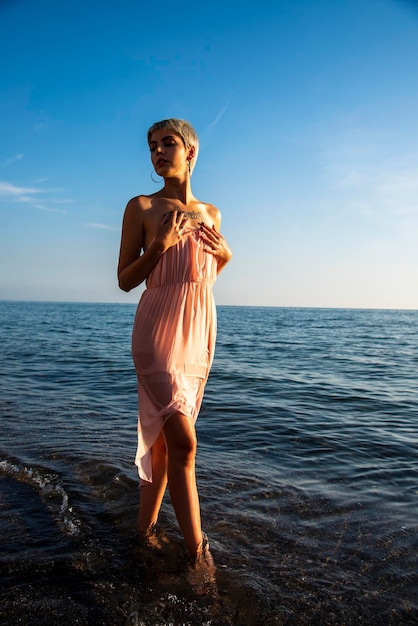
[0,301,417,625]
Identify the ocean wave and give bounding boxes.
[0,456,82,537]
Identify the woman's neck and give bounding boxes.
[161,176,194,205]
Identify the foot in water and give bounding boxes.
[136,522,170,551]
[187,532,217,596]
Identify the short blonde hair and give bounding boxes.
[147,118,199,172]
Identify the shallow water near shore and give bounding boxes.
[1,301,417,625]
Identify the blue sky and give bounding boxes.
[1,0,417,308]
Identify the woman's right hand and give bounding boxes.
[155,209,189,252]
[118,201,189,292]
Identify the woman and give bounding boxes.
[117,118,232,578]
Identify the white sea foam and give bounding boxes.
[0,457,82,536]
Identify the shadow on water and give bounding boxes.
[0,459,277,625]
[1,456,417,626]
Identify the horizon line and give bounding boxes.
[0,299,417,313]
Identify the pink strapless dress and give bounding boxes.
[132,228,217,484]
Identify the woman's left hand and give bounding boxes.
[199,223,232,272]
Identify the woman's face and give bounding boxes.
[149,128,188,177]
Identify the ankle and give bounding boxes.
[190,532,213,564]
[137,520,157,536]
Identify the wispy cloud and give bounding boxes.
[85,222,119,231]
[206,103,229,132]
[324,154,418,221]
[0,181,43,197]
[0,180,69,214]
[319,117,418,238]
[1,154,24,166]
[33,204,67,215]
[204,95,236,136]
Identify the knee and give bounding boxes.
[168,434,197,467]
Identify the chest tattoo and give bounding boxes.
[180,210,203,220]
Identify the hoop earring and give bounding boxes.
[151,170,163,183]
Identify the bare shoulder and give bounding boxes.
[204,202,222,229]
[125,194,152,213]
[123,195,155,231]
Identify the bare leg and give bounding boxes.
[163,412,202,559]
[137,432,168,533]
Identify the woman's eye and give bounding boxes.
[149,140,176,152]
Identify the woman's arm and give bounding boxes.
[118,200,191,291]
[117,197,165,292]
